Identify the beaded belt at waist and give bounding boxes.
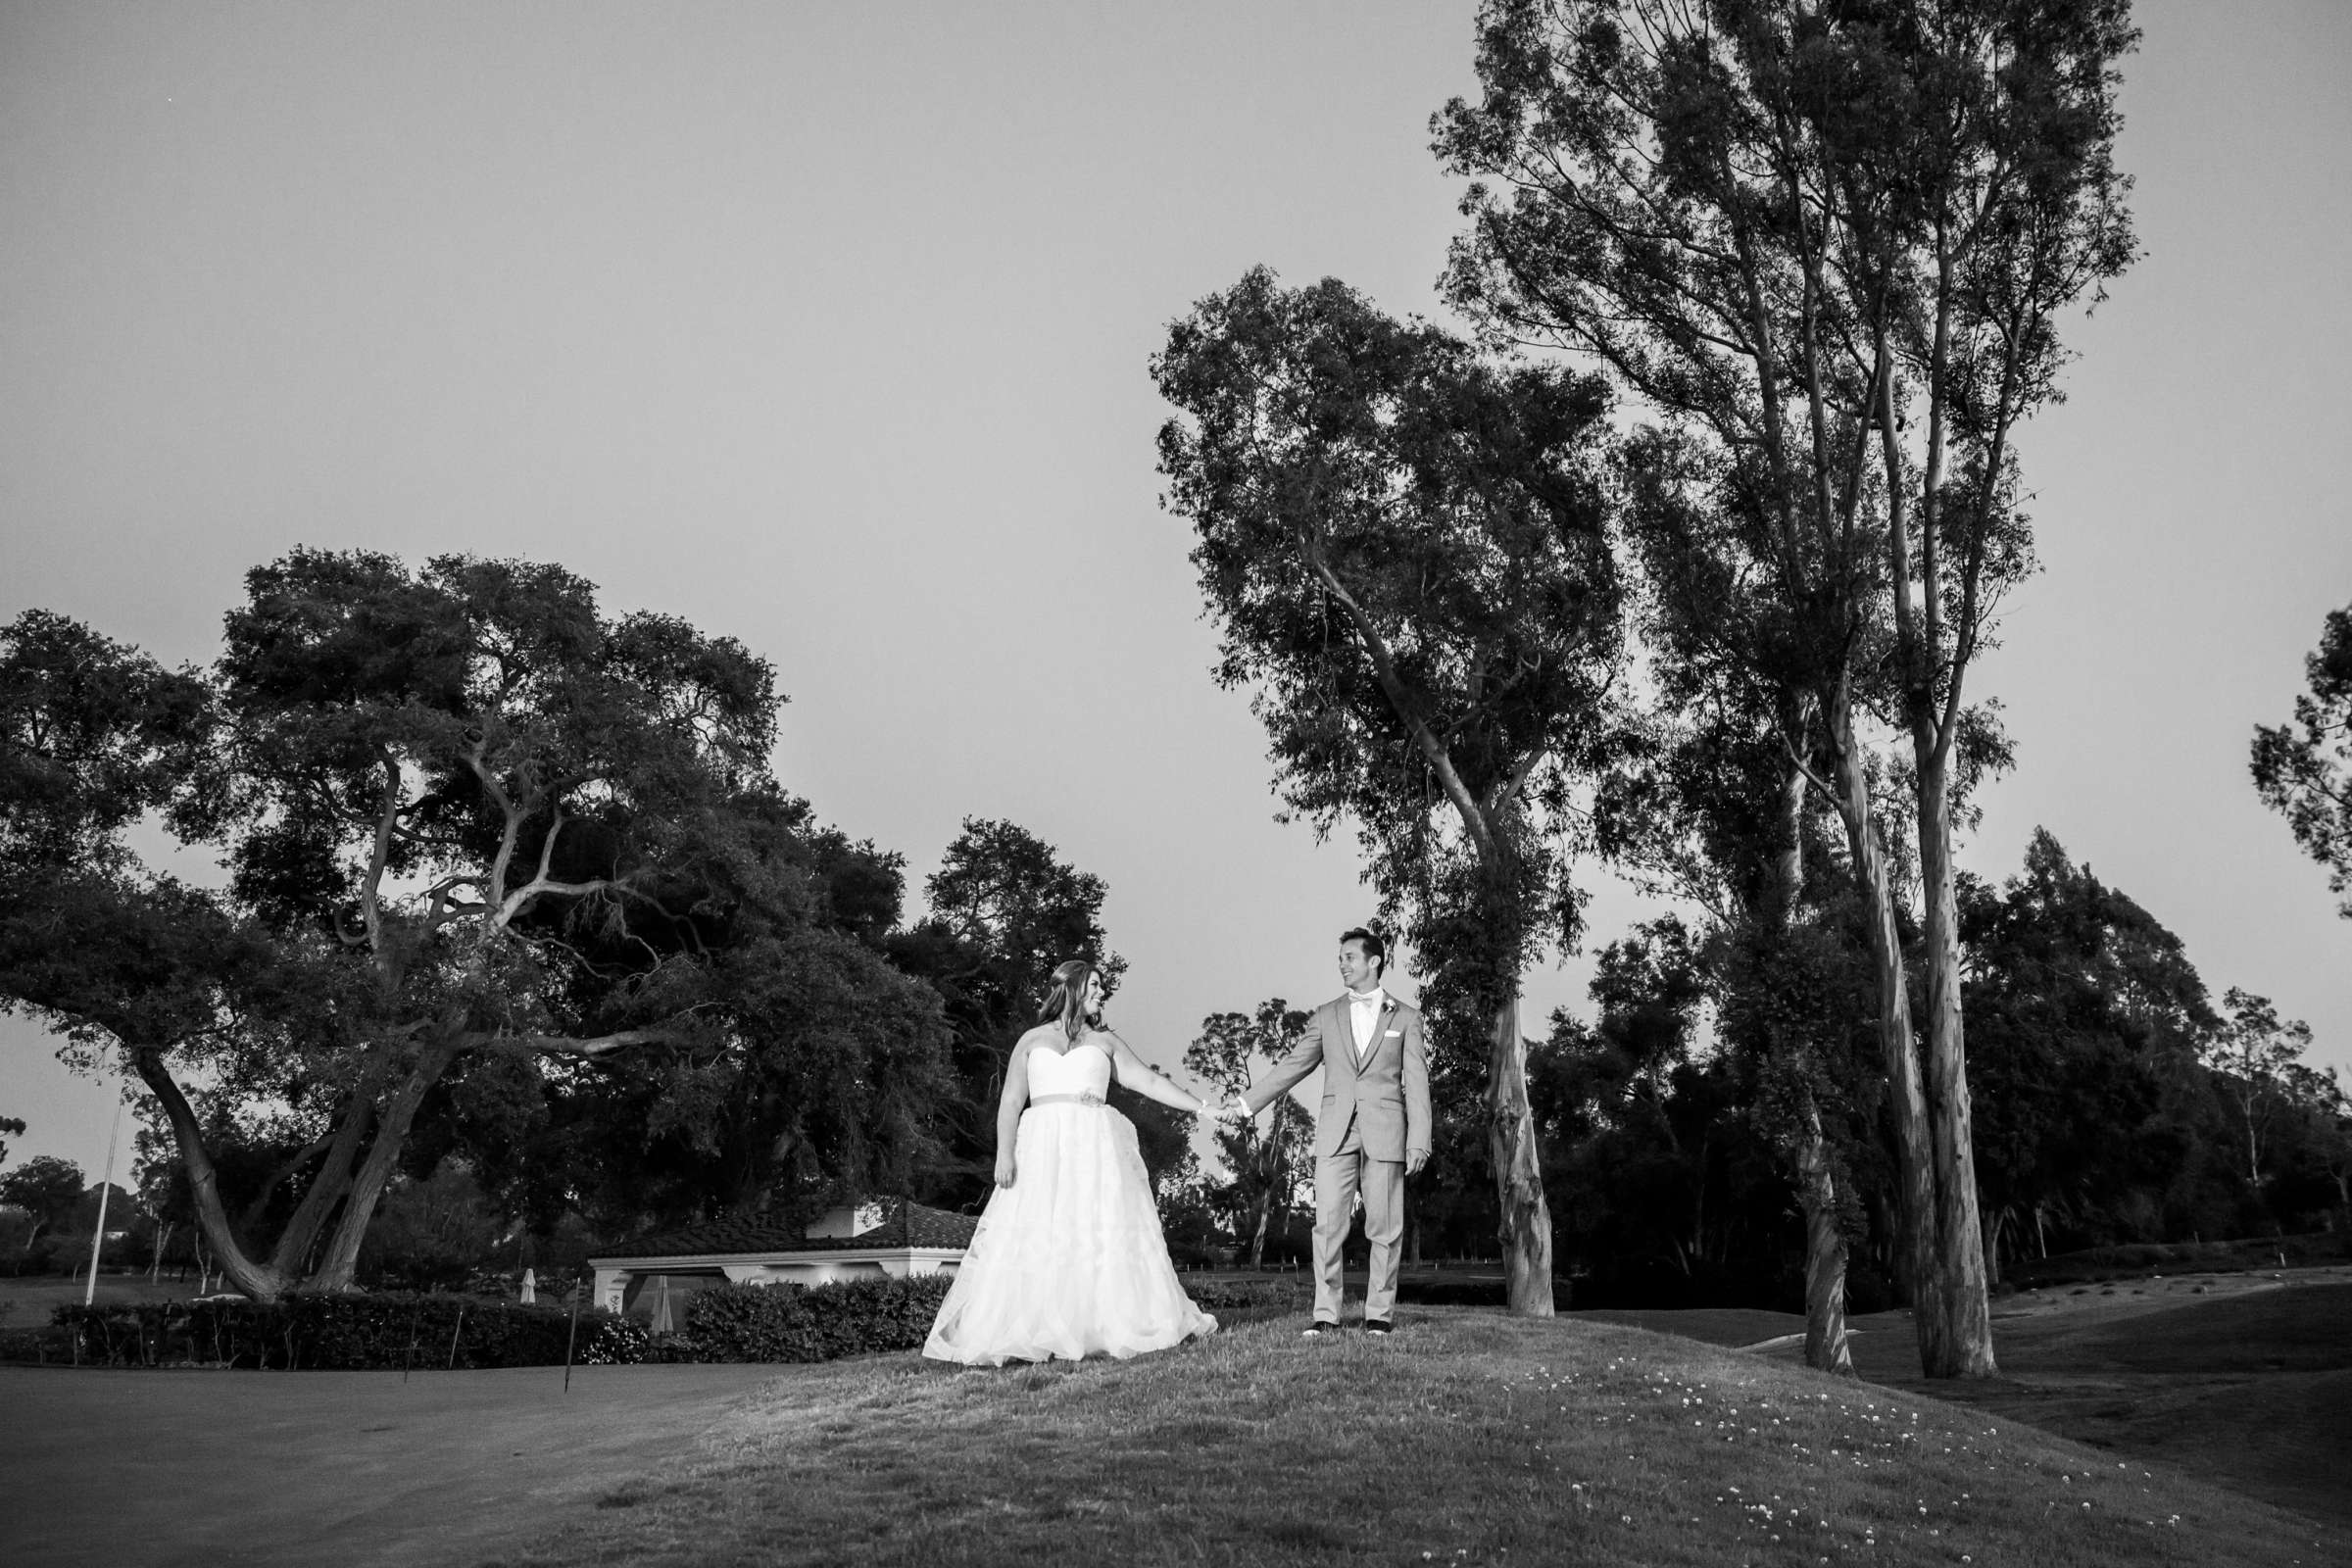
[1029,1092,1104,1106]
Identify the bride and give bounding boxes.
[923,958,1221,1365]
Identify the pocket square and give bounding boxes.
[1385,1028,1401,1038]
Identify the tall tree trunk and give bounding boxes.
[1771,746,1852,1376]
[1912,743,1996,1377]
[308,1042,460,1292]
[1794,1097,1853,1375]
[1825,701,1942,1369]
[2243,1094,2263,1190]
[1488,989,1554,1316]
[130,1048,294,1302]
[265,1064,385,1277]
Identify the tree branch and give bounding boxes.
[1301,548,1498,861]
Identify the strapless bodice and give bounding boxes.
[1028,1039,1112,1100]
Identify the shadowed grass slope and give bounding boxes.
[481,1309,2336,1568]
[1801,1281,2352,1531]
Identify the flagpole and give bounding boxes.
[82,1086,125,1308]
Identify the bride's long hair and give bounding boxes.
[1038,958,1101,1045]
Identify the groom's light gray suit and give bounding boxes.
[1244,992,1431,1325]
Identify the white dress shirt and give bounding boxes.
[1347,987,1386,1061]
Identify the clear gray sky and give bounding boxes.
[3,1,2347,1178]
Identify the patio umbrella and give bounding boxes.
[519,1267,536,1304]
[652,1274,672,1334]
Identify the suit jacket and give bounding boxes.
[1244,993,1431,1162]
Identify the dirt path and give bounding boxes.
[0,1361,788,1568]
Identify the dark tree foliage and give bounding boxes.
[1154,267,1629,1314]
[2252,604,2352,919]
[1529,922,1796,1307]
[1544,827,2340,1315]
[886,816,1125,1210]
[0,560,955,1298]
[1,1153,87,1253]
[1186,1001,1316,1265]
[1957,830,2215,1270]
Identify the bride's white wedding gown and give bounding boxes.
[922,1037,1217,1365]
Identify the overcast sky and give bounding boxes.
[4,1,2347,1181]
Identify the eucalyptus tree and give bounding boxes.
[2252,604,2352,919]
[1,557,952,1298]
[2204,989,2319,1197]
[1435,0,2135,1375]
[1154,269,1628,1313]
[1597,684,1873,1371]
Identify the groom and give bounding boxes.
[1228,927,1430,1336]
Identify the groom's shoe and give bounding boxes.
[1362,1319,1395,1336]
[1301,1320,1338,1338]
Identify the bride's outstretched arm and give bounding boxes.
[1104,1033,1212,1114]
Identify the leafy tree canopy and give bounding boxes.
[2251,604,2352,917]
[0,553,955,1297]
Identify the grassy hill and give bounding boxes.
[484,1308,2337,1568]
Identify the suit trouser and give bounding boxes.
[1313,1117,1405,1324]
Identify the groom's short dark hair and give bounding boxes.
[1341,926,1386,975]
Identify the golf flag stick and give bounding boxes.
[82,1088,125,1307]
[564,1288,581,1393]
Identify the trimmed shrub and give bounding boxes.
[44,1291,648,1370]
[678,1275,954,1363]
[0,1321,71,1363]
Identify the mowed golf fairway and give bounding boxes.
[4,1284,2344,1568]
[0,1362,790,1568]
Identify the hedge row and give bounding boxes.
[48,1292,651,1370]
[26,1269,1314,1372]
[676,1274,954,1362]
[2009,1230,2352,1288]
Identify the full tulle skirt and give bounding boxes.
[922,1103,1217,1365]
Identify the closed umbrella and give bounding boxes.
[519,1267,537,1304]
